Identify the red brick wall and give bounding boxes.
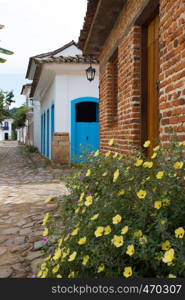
[99,0,185,153]
[159,0,185,146]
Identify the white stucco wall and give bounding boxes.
[40,80,55,158]
[55,68,99,136]
[0,119,13,141]
[38,64,99,160]
[33,100,41,150]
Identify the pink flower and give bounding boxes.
[61,226,65,231]
[32,275,38,278]
[43,237,49,243]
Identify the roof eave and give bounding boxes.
[80,0,126,55]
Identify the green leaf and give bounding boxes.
[0,57,6,63]
[0,47,14,55]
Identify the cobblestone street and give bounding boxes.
[0,141,70,278]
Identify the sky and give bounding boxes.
[0,0,87,107]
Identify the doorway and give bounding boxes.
[142,13,160,155]
[71,97,100,161]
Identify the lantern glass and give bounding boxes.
[86,66,96,82]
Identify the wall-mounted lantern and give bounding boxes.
[86,59,96,82]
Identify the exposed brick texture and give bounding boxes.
[98,0,185,153]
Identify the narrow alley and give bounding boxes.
[0,141,69,278]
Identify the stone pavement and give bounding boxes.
[0,141,70,278]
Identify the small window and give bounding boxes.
[76,102,98,122]
[109,49,118,122]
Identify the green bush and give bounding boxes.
[38,138,185,278]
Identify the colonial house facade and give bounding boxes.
[25,41,99,163]
[0,118,13,141]
[19,84,41,149]
[78,0,185,155]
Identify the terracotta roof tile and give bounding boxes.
[34,55,98,64]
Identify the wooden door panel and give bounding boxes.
[147,14,159,155]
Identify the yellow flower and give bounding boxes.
[118,189,125,196]
[78,237,87,245]
[151,152,157,159]
[156,171,164,179]
[121,226,129,235]
[57,274,62,278]
[143,161,153,168]
[168,274,176,278]
[162,248,175,264]
[179,141,185,146]
[45,195,56,203]
[64,234,70,241]
[41,269,48,278]
[133,230,143,238]
[97,264,105,273]
[94,226,104,237]
[75,207,80,214]
[134,159,143,167]
[52,264,60,273]
[153,145,160,152]
[162,240,171,251]
[154,201,162,210]
[111,235,124,248]
[71,228,79,236]
[82,255,89,266]
[113,152,118,158]
[105,151,111,157]
[112,214,122,224]
[44,255,51,261]
[85,195,93,206]
[79,192,85,202]
[91,213,99,221]
[40,263,46,270]
[126,244,135,256]
[43,228,48,237]
[86,169,91,176]
[68,251,77,262]
[118,154,124,160]
[53,248,62,260]
[113,169,120,183]
[94,150,99,157]
[68,271,75,278]
[173,161,184,169]
[102,172,108,177]
[81,207,86,214]
[42,213,50,226]
[104,225,111,235]
[175,227,185,239]
[143,140,151,148]
[123,266,132,278]
[160,219,166,225]
[137,190,147,199]
[108,139,114,146]
[139,235,148,245]
[58,238,63,247]
[37,270,42,277]
[162,199,171,206]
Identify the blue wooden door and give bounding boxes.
[51,104,55,159]
[43,112,46,156]
[47,109,50,157]
[41,114,43,154]
[71,97,100,161]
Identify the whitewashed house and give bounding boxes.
[0,118,13,141]
[25,41,99,163]
[19,84,41,149]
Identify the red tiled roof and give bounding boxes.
[34,55,98,64]
[78,0,100,51]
